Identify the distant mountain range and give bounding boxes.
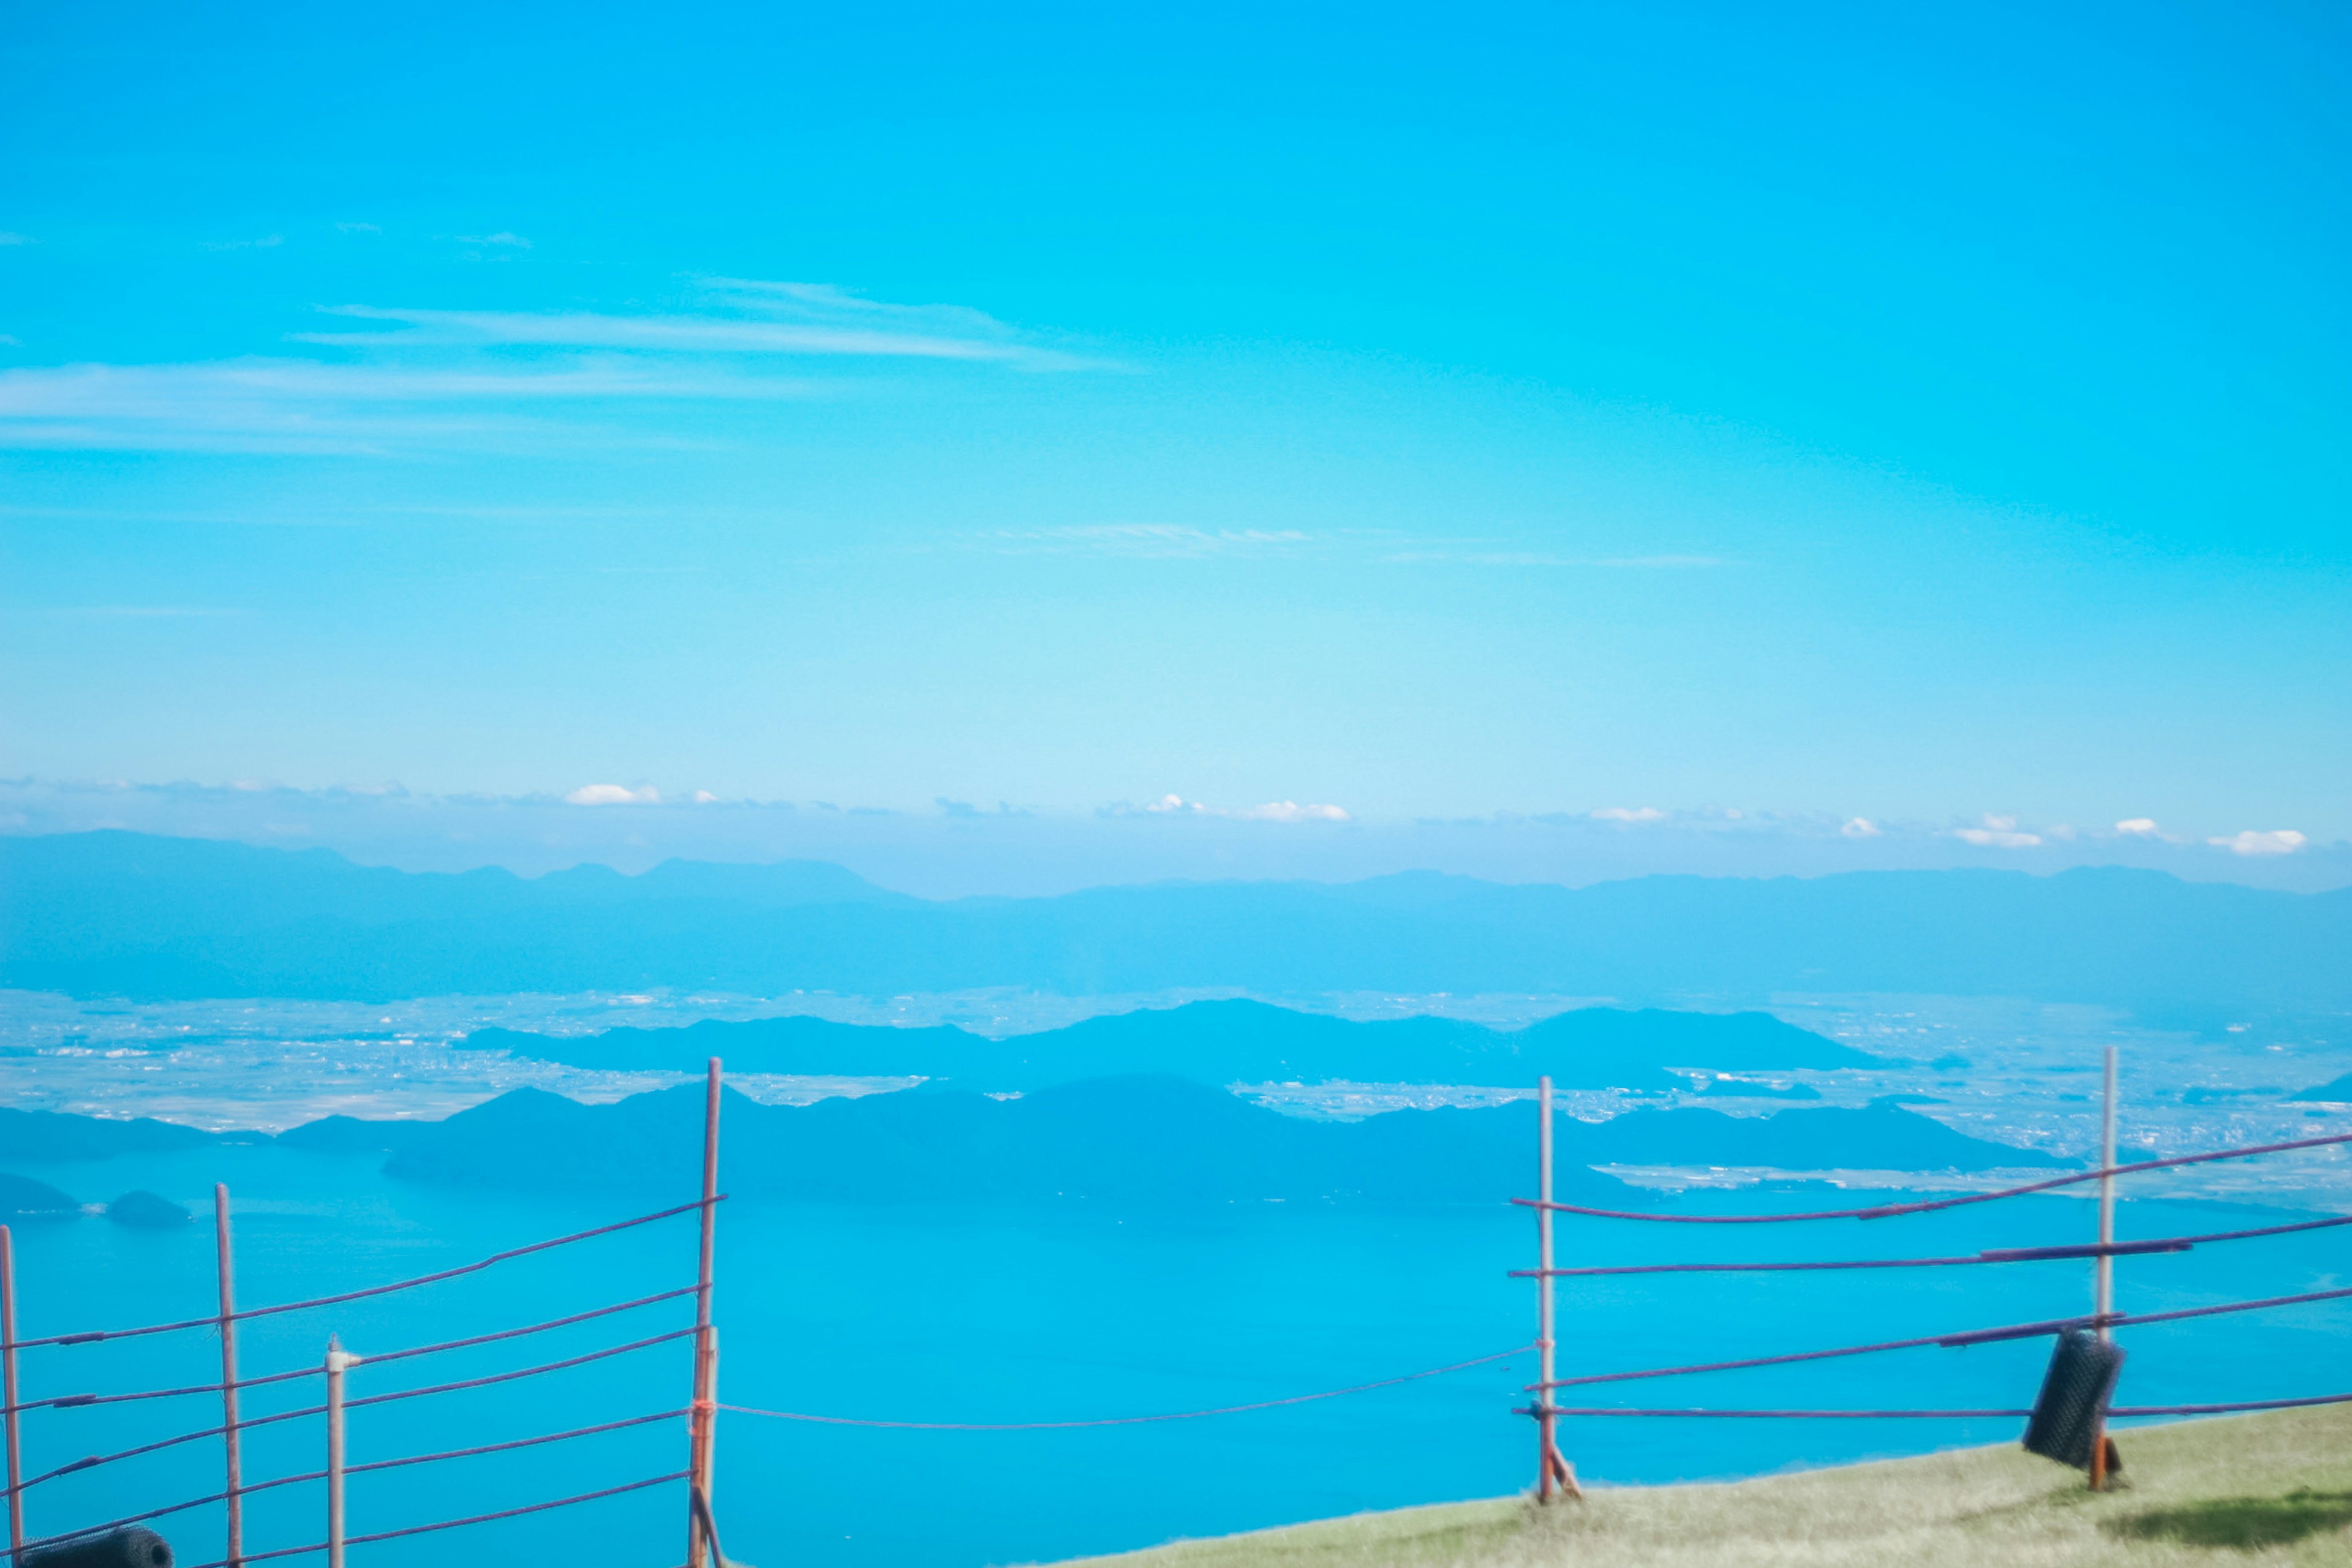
[372,1077,2067,1202]
[470,999,1873,1091]
[0,1077,2067,1207]
[4,829,2346,1016]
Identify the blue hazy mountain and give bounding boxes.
[2290,1073,2352,1102]
[366,1077,2063,1202]
[469,998,1870,1090]
[4,830,2346,1013]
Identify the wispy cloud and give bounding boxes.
[453,232,530,248]
[1841,816,1883,838]
[299,298,1088,368]
[0,232,29,246]
[0,277,1100,454]
[335,222,382,235]
[2115,817,2162,837]
[1385,550,1733,568]
[984,524,1313,559]
[198,235,282,252]
[1591,806,1667,824]
[2209,828,2305,857]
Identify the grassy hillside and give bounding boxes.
[1052,1404,2352,1567]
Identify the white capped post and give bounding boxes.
[325,1337,363,1568]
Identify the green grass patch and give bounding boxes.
[1047,1404,2352,1567]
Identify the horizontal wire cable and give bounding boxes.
[11,1327,696,1495]
[181,1471,690,1567]
[1534,1390,2352,1419]
[722,1347,1531,1431]
[1511,1211,2352,1279]
[15,1196,720,1350]
[1513,1130,2352,1224]
[1542,1406,2034,1419]
[4,1285,697,1417]
[20,1409,687,1551]
[1526,1284,2352,1390]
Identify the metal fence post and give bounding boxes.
[2,1224,23,1565]
[2090,1046,2119,1491]
[687,1057,723,1568]
[325,1337,361,1568]
[1536,1075,1556,1501]
[216,1185,243,1567]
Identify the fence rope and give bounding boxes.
[18,1409,689,1553]
[721,1347,1531,1431]
[1536,1391,2352,1419]
[15,1197,720,1350]
[2,1284,699,1419]
[1513,1130,2352,1224]
[10,1326,698,1494]
[1512,1210,2352,1278]
[1528,1284,2352,1391]
[180,1471,692,1567]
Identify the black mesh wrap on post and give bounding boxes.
[2021,1330,2125,1470]
[23,1526,174,1568]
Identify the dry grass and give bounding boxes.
[1050,1405,2352,1568]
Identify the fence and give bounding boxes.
[0,1061,729,1568]
[1515,1048,2352,1499]
[10,1049,2349,1561]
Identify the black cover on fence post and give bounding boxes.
[2021,1330,2125,1470]
[22,1526,174,1568]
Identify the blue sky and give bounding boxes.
[2,2,2346,881]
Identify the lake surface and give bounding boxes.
[3,1145,2345,1568]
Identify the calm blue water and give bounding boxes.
[2,1148,2345,1568]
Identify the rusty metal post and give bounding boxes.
[1536,1076,1556,1501]
[325,1338,360,1568]
[2089,1046,2119,1491]
[2,1224,23,1564]
[216,1184,244,1566]
[687,1057,722,1568]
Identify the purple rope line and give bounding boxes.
[181,1471,690,1567]
[3,1284,698,1417]
[1513,1130,2352,1224]
[1528,1285,2352,1390]
[11,1327,696,1494]
[20,1409,687,1551]
[1537,1391,2352,1418]
[1512,1212,2352,1278]
[16,1197,720,1349]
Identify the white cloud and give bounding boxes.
[2115,818,2161,837]
[0,233,29,246]
[454,232,531,248]
[0,279,1101,454]
[690,790,721,805]
[1953,813,2042,848]
[989,524,1311,559]
[1591,807,1667,823]
[2208,829,2306,857]
[198,235,283,252]
[1144,793,1349,823]
[564,784,661,806]
[1841,816,1882,838]
[1385,551,1732,569]
[336,222,382,235]
[1237,801,1351,823]
[302,294,1091,368]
